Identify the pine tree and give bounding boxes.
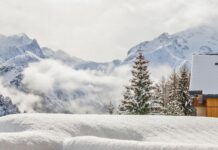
[119,86,135,113]
[107,101,115,114]
[177,66,195,116]
[0,94,20,116]
[153,76,169,109]
[159,76,169,108]
[166,70,184,116]
[119,52,152,114]
[150,83,165,114]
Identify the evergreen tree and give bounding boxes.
[166,70,184,115]
[154,76,169,108]
[150,83,165,114]
[159,76,169,108]
[107,101,115,114]
[0,94,20,116]
[119,52,152,114]
[119,86,135,113]
[177,66,195,116]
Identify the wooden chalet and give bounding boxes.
[190,54,218,117]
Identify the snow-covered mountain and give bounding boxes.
[0,33,122,113]
[0,25,218,113]
[0,34,42,87]
[126,26,218,68]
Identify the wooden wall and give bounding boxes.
[206,98,218,117]
[196,107,207,116]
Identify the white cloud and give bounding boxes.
[0,78,41,112]
[150,65,172,83]
[20,59,173,113]
[0,0,217,61]
[22,59,131,113]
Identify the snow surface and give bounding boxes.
[0,114,217,150]
[190,54,218,94]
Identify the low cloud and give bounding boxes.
[22,59,131,113]
[19,59,173,113]
[0,78,41,112]
[150,65,172,82]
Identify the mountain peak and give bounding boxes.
[10,33,32,43]
[174,25,218,39]
[125,25,218,68]
[13,33,29,38]
[157,32,170,40]
[0,33,33,48]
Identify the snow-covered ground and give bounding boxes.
[0,114,217,150]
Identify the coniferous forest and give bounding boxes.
[118,52,196,116]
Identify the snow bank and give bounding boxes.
[0,114,217,150]
[63,136,218,150]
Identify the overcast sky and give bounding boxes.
[0,0,217,62]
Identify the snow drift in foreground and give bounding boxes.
[0,114,217,150]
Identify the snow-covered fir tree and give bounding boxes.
[107,101,115,114]
[159,76,169,108]
[149,83,165,115]
[177,66,195,116]
[166,70,184,116]
[0,94,19,116]
[119,52,152,114]
[151,76,169,113]
[119,86,134,113]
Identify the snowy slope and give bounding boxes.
[126,26,218,68]
[0,114,218,150]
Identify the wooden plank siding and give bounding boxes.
[206,98,218,117]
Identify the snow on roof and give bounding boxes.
[190,54,218,94]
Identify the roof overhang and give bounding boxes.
[189,90,218,98]
[189,90,202,95]
[203,94,218,98]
